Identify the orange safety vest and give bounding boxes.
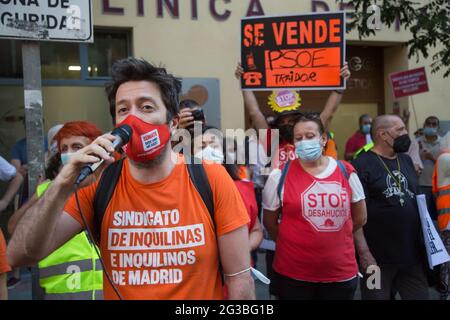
[324,134,338,160]
[432,151,450,231]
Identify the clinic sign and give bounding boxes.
[0,0,93,42]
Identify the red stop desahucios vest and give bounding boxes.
[273,160,358,282]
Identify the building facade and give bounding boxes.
[0,0,449,159]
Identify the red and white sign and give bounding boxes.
[301,181,350,232]
[390,67,429,99]
[141,129,160,152]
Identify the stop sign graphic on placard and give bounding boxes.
[301,181,351,232]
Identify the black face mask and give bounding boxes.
[278,125,293,143]
[392,133,411,153]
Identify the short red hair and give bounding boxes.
[54,121,102,151]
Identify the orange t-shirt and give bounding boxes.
[0,230,11,274]
[324,138,338,159]
[64,155,249,300]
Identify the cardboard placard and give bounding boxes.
[241,11,346,91]
[390,67,429,99]
[417,195,450,270]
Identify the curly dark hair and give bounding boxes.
[105,57,182,124]
[45,153,62,180]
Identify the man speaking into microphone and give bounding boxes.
[7,58,255,300]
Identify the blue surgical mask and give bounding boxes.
[423,127,438,137]
[361,124,371,134]
[295,139,323,162]
[60,152,75,166]
[195,146,224,164]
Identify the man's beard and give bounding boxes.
[129,143,170,169]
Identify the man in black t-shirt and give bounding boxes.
[352,115,428,300]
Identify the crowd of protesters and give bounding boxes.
[0,56,449,300]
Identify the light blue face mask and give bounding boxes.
[60,152,75,166]
[295,139,323,162]
[423,127,438,137]
[361,124,371,134]
[194,146,224,164]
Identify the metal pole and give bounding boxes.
[21,41,46,300]
[410,96,420,130]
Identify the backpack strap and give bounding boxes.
[92,158,124,244]
[185,157,215,229]
[185,157,224,279]
[276,160,292,207]
[336,160,349,180]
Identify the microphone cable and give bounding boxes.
[74,184,124,300]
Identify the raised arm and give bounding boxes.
[235,63,269,131]
[320,63,350,131]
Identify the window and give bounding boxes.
[87,29,130,78]
[0,28,132,83]
[0,40,22,78]
[41,42,81,80]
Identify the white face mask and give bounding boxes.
[60,152,76,166]
[195,146,224,164]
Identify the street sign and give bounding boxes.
[390,67,429,99]
[0,0,93,43]
[0,0,94,299]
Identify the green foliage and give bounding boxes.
[344,0,450,77]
